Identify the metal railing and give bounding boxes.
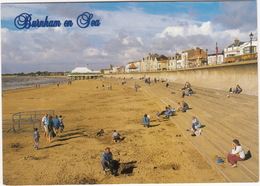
[2,110,55,133]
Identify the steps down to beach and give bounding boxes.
[129,79,258,182]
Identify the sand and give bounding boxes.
[2,78,225,185]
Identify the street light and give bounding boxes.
[249,32,253,54]
[206,49,208,66]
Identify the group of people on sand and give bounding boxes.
[98,83,113,90]
[96,129,124,176]
[33,113,65,150]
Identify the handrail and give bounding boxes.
[3,110,55,133]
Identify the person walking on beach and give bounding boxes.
[42,114,49,139]
[142,114,150,127]
[134,82,139,92]
[101,147,113,174]
[58,115,65,133]
[227,139,245,168]
[46,115,55,142]
[33,128,40,150]
[53,115,60,135]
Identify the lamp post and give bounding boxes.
[206,49,208,66]
[249,32,253,54]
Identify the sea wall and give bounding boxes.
[105,61,258,96]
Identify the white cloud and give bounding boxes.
[83,47,108,57]
[1,2,257,73]
[156,21,212,38]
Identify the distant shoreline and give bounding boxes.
[2,76,69,91]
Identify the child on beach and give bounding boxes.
[176,102,182,112]
[33,128,40,150]
[142,114,150,128]
[113,130,121,142]
[58,115,65,133]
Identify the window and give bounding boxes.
[243,47,250,54]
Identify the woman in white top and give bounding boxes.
[191,116,201,131]
[227,139,245,168]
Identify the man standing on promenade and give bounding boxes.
[101,147,113,174]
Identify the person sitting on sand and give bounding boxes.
[156,111,161,121]
[113,130,121,142]
[181,81,191,90]
[97,129,105,136]
[160,107,168,115]
[191,116,201,131]
[233,85,243,94]
[176,102,182,112]
[142,114,150,128]
[181,101,189,112]
[164,107,176,118]
[186,116,202,136]
[227,139,245,168]
[186,88,194,96]
[101,147,113,174]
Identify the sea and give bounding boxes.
[1,76,69,91]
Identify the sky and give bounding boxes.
[0,0,258,73]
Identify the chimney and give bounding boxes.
[234,38,239,44]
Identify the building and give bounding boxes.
[168,55,177,70]
[187,47,207,67]
[125,61,141,73]
[68,66,102,80]
[140,53,159,72]
[224,38,245,58]
[224,38,258,62]
[207,53,224,65]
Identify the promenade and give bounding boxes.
[117,77,258,182]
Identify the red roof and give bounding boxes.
[128,63,137,69]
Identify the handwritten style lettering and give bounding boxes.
[77,12,100,28]
[14,12,100,29]
[14,13,62,29]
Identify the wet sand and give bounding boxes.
[2,78,225,185]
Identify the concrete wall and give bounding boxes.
[105,61,258,96]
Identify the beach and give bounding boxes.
[2,78,225,185]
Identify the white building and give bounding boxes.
[68,66,102,79]
[239,40,257,55]
[224,38,245,58]
[207,53,224,65]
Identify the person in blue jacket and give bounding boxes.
[142,114,150,127]
[101,147,113,174]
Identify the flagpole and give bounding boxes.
[216,42,218,65]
